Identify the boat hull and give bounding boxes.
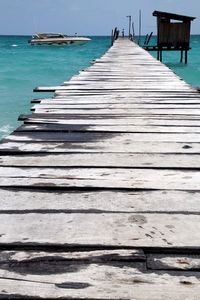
[30,37,91,46]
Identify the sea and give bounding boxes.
[0,35,200,139]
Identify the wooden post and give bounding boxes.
[138,10,142,45]
[132,22,135,37]
[157,50,160,61]
[144,34,148,45]
[160,50,163,62]
[111,29,114,46]
[185,50,188,64]
[126,16,131,38]
[147,32,153,45]
[111,28,118,46]
[180,50,183,63]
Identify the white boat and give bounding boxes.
[29,33,91,45]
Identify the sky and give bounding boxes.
[0,0,199,36]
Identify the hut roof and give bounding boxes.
[153,11,196,22]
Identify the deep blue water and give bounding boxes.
[0,35,200,138]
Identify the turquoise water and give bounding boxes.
[0,36,110,138]
[0,35,200,139]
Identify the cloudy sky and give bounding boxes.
[0,0,199,35]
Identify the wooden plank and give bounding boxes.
[0,212,200,247]
[53,92,200,98]
[23,116,200,126]
[66,80,194,84]
[51,85,193,91]
[0,263,200,299]
[54,91,195,97]
[35,86,194,92]
[147,253,200,270]
[69,73,188,78]
[32,103,200,110]
[54,89,197,94]
[33,86,62,92]
[34,98,200,104]
[55,91,200,97]
[55,80,193,86]
[0,140,198,153]
[58,87,193,92]
[1,167,200,190]
[62,77,190,83]
[1,153,200,168]
[0,188,200,213]
[6,131,200,143]
[21,113,200,120]
[32,108,200,115]
[0,249,145,263]
[16,123,200,133]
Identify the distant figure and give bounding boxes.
[122,29,125,37]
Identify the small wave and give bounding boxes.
[0,124,13,138]
[12,44,18,47]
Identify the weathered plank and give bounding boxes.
[32,104,200,110]
[0,188,200,213]
[0,140,198,153]
[34,98,200,104]
[35,86,193,93]
[56,88,196,92]
[31,107,200,115]
[16,123,200,133]
[5,132,200,143]
[23,116,200,126]
[1,167,200,190]
[33,86,61,92]
[0,212,200,247]
[147,253,200,270]
[0,248,199,299]
[0,249,145,263]
[1,153,200,168]
[0,264,200,299]
[19,112,200,121]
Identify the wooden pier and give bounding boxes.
[0,38,200,298]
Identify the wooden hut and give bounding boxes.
[145,11,195,63]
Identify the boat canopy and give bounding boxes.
[34,33,66,39]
